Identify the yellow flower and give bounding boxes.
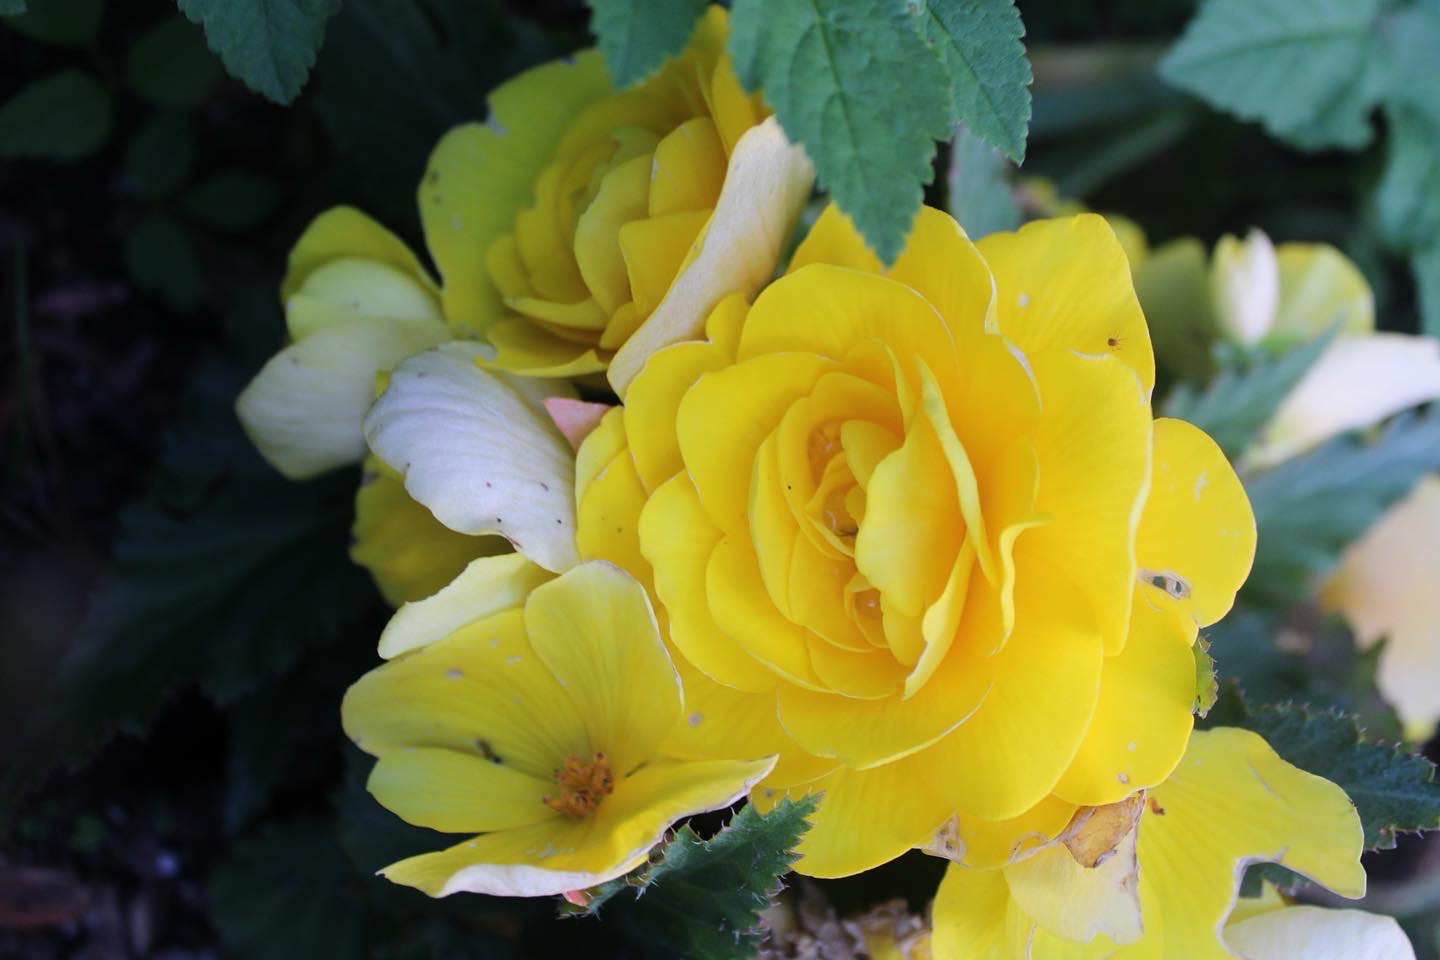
[420,5,813,390]
[930,727,1379,959]
[1323,476,1440,740]
[341,558,774,897]
[574,205,1257,877]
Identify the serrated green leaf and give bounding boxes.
[581,797,817,959]
[127,16,224,107]
[210,819,366,960]
[918,0,1031,163]
[1240,705,1440,850]
[1160,0,1385,152]
[1415,242,1440,339]
[1162,330,1333,460]
[946,123,1020,240]
[1243,412,1440,608]
[124,112,195,199]
[589,0,707,88]
[0,360,374,813]
[3,0,101,45]
[0,70,112,161]
[181,171,278,230]
[124,214,203,311]
[729,0,952,263]
[177,0,344,105]
[1377,102,1440,253]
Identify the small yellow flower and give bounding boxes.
[419,5,813,390]
[574,204,1257,877]
[342,558,774,897]
[930,727,1378,959]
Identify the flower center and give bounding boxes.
[543,751,615,819]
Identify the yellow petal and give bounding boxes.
[351,456,508,607]
[1323,476,1440,737]
[1127,727,1366,956]
[235,315,449,480]
[935,795,1078,870]
[931,864,1033,960]
[281,205,435,302]
[917,601,1104,820]
[419,52,610,336]
[483,316,609,377]
[625,337,730,492]
[1135,417,1256,629]
[608,117,815,394]
[286,257,441,340]
[1272,242,1375,340]
[638,473,776,692]
[1020,347,1151,654]
[619,209,711,317]
[367,747,553,833]
[787,203,885,275]
[377,552,554,659]
[576,435,651,586]
[384,756,773,898]
[977,214,1155,395]
[765,758,949,878]
[342,608,588,778]
[1053,585,1198,807]
[574,407,629,502]
[649,115,727,216]
[524,562,680,774]
[706,533,824,689]
[574,154,650,315]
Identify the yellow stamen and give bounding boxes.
[543,751,614,818]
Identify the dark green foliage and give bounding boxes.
[729,0,954,262]
[210,819,367,960]
[176,0,345,105]
[126,16,224,107]
[588,0,707,87]
[0,70,112,161]
[124,213,203,310]
[575,797,818,960]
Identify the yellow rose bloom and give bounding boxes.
[574,205,1257,877]
[421,5,813,389]
[929,727,1378,959]
[342,558,774,897]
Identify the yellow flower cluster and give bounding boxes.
[235,8,1414,958]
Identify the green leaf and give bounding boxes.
[1133,237,1219,385]
[1193,638,1218,717]
[1159,0,1385,152]
[124,214,203,311]
[0,360,374,812]
[127,16,225,107]
[0,1,27,15]
[917,0,1031,163]
[1161,330,1333,461]
[577,797,817,959]
[0,70,112,162]
[729,0,952,263]
[1239,704,1440,850]
[946,123,1020,240]
[1377,102,1440,253]
[181,171,279,230]
[1243,412,1440,608]
[1415,241,1440,339]
[588,0,707,88]
[176,0,344,105]
[210,819,366,960]
[124,112,195,199]
[3,0,101,45]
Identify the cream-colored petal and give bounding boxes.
[1225,905,1416,960]
[363,344,579,572]
[236,316,449,480]
[1212,229,1279,346]
[377,553,554,659]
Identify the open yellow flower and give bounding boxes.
[421,5,812,389]
[342,558,774,897]
[574,205,1257,877]
[930,727,1379,959]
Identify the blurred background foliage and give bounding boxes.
[3,0,1440,957]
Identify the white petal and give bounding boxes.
[1226,905,1416,960]
[607,117,815,396]
[1212,228,1279,346]
[363,344,580,572]
[377,553,554,659]
[1249,333,1440,468]
[236,316,449,480]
